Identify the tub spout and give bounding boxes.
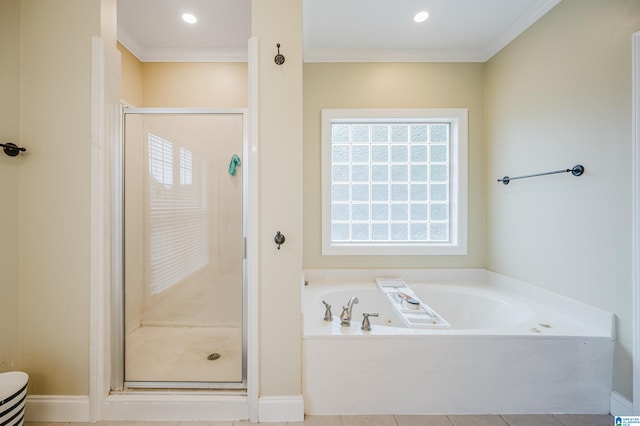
[340,296,359,326]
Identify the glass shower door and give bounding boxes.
[122,110,245,388]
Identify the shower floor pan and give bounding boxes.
[125,325,243,387]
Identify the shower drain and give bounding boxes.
[207,353,221,361]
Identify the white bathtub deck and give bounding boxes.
[301,269,614,415]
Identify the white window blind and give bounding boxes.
[148,133,208,295]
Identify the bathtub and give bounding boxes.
[301,269,614,415]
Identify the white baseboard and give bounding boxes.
[102,394,250,421]
[258,395,304,422]
[611,391,634,416]
[25,394,252,422]
[31,392,625,421]
[25,396,90,422]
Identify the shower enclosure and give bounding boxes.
[117,108,246,389]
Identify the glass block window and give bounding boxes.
[322,109,468,255]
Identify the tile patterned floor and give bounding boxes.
[25,413,616,426]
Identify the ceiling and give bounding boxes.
[117,0,560,63]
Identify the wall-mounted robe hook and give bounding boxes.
[274,231,286,249]
[274,43,285,65]
[0,143,26,157]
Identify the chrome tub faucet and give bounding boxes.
[322,300,333,321]
[340,296,359,326]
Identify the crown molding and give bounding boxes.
[303,48,486,63]
[481,0,561,61]
[117,27,247,63]
[136,48,248,63]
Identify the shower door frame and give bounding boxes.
[113,107,249,391]
[633,31,640,415]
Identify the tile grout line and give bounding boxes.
[552,414,568,426]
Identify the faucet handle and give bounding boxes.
[361,312,379,331]
[322,300,333,321]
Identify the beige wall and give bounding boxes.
[117,43,247,109]
[18,0,105,395]
[0,0,21,373]
[118,42,142,107]
[485,0,640,400]
[303,62,485,269]
[142,62,248,108]
[252,0,303,396]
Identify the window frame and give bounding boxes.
[321,108,468,256]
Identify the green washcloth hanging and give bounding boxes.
[228,154,242,176]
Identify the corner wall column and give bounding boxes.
[251,0,304,421]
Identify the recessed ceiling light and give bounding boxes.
[182,13,197,24]
[414,11,429,23]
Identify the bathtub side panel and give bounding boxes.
[302,336,613,415]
